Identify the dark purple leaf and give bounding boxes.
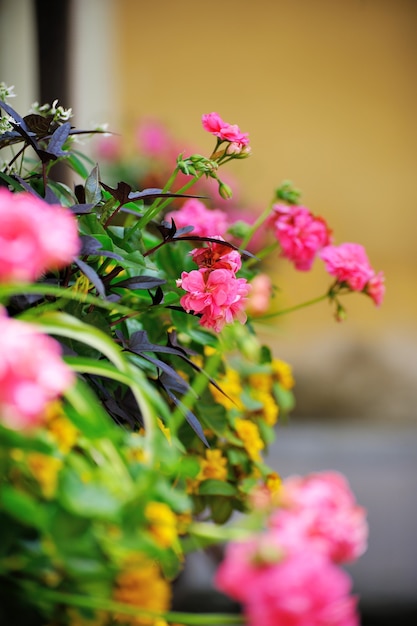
[162,386,209,447]
[69,203,94,214]
[73,257,105,296]
[128,188,206,202]
[11,175,42,197]
[150,286,164,305]
[101,180,132,206]
[110,275,166,290]
[47,122,71,157]
[74,184,86,204]
[23,113,54,136]
[79,235,123,261]
[44,185,62,204]
[0,100,29,131]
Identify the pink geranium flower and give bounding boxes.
[320,243,374,291]
[267,203,332,271]
[270,471,368,563]
[320,243,385,306]
[0,310,74,430]
[166,198,229,238]
[190,239,242,273]
[0,188,80,283]
[177,268,250,332]
[215,540,359,626]
[202,112,249,147]
[364,270,385,306]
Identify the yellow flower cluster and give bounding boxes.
[234,418,264,462]
[27,453,62,499]
[271,358,295,390]
[251,389,279,426]
[210,367,243,411]
[113,556,171,626]
[198,449,228,481]
[145,502,178,549]
[45,401,78,453]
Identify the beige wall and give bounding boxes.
[113,0,417,347]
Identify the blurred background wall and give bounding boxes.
[109,0,417,426]
[1,0,417,621]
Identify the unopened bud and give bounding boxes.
[218,181,233,200]
[275,180,301,205]
[227,220,252,239]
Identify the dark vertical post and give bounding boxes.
[34,0,71,184]
[34,0,71,108]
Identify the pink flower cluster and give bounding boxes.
[0,188,80,283]
[215,471,367,626]
[177,240,250,333]
[320,243,385,306]
[0,309,74,431]
[267,203,332,271]
[269,471,368,564]
[166,198,229,239]
[202,112,249,151]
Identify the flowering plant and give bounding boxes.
[0,86,383,626]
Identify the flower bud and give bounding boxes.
[218,181,233,200]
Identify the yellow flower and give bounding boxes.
[27,453,62,498]
[45,401,78,453]
[176,511,193,535]
[156,418,171,444]
[113,556,171,625]
[198,449,228,482]
[265,471,282,495]
[234,418,264,462]
[248,372,272,392]
[211,367,243,411]
[145,502,178,548]
[251,389,279,426]
[271,358,295,390]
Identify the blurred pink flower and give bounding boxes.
[268,203,332,271]
[320,243,376,291]
[270,471,368,563]
[94,134,123,161]
[246,273,272,316]
[0,310,74,430]
[166,198,229,238]
[215,540,359,626]
[365,270,385,306]
[202,112,249,147]
[135,118,172,157]
[0,188,80,283]
[177,268,250,332]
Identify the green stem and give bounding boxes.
[244,241,280,269]
[136,171,204,232]
[240,200,274,250]
[22,585,244,625]
[0,283,137,318]
[256,292,329,321]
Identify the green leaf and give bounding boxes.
[85,164,102,205]
[66,153,90,179]
[58,468,121,521]
[198,480,237,496]
[209,496,235,524]
[64,377,115,438]
[0,485,47,530]
[31,312,128,372]
[0,424,53,454]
